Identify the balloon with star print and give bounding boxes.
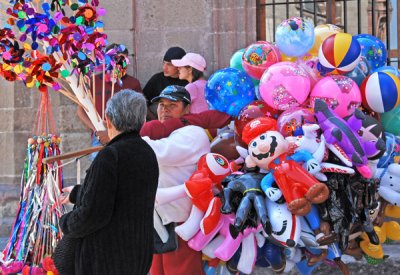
[205,68,256,117]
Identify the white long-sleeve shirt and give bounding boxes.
[142,125,210,224]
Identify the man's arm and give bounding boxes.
[76,106,96,132]
[140,110,231,140]
[142,126,210,166]
[77,106,109,144]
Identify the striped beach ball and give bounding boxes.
[318,33,361,75]
[360,72,400,113]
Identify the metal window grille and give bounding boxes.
[256,0,399,66]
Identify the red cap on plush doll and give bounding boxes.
[241,117,277,145]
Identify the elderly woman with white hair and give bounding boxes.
[55,90,159,275]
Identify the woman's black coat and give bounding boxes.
[59,131,159,275]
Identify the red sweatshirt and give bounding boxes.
[140,110,231,140]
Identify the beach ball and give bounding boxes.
[234,100,280,146]
[318,33,361,75]
[345,56,371,86]
[360,72,400,113]
[355,34,387,70]
[205,68,255,117]
[242,41,281,80]
[230,48,245,71]
[310,75,361,118]
[276,107,316,137]
[374,65,400,78]
[309,24,343,56]
[259,61,311,110]
[275,17,315,57]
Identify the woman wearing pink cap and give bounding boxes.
[171,53,209,113]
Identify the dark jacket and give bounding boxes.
[59,131,158,275]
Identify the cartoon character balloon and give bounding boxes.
[259,61,311,110]
[275,17,315,57]
[242,117,329,216]
[242,41,281,80]
[310,75,362,118]
[205,68,255,116]
[354,34,387,70]
[318,33,361,75]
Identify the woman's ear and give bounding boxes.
[105,114,112,129]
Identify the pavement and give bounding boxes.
[1,236,399,274]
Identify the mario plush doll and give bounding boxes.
[243,117,329,216]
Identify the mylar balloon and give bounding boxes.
[205,68,255,117]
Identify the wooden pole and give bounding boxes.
[42,146,103,164]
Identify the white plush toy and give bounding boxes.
[375,163,400,206]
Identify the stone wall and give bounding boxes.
[0,0,256,236]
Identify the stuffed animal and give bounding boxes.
[243,117,329,216]
[375,163,400,206]
[175,153,231,240]
[313,99,385,179]
[220,172,272,238]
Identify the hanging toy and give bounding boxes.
[243,117,329,216]
[313,99,385,178]
[220,172,272,238]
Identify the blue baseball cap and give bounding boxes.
[151,85,191,104]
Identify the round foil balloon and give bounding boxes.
[234,100,280,139]
[360,72,400,113]
[277,107,316,137]
[259,61,311,110]
[242,41,281,80]
[318,33,361,75]
[310,75,362,118]
[205,68,255,117]
[275,17,315,57]
[309,24,343,56]
[355,34,387,70]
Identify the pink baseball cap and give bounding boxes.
[171,53,206,72]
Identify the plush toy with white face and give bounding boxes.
[242,117,329,216]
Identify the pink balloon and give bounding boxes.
[310,75,361,118]
[259,62,311,110]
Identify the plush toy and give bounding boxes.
[220,172,272,238]
[313,99,385,178]
[174,153,231,240]
[375,163,400,206]
[243,117,329,216]
[360,220,400,264]
[286,123,355,182]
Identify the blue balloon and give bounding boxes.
[346,56,371,86]
[275,17,315,57]
[229,48,245,71]
[354,34,387,70]
[205,68,255,117]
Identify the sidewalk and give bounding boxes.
[1,236,399,274]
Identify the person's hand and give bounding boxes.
[95,130,110,145]
[58,186,74,205]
